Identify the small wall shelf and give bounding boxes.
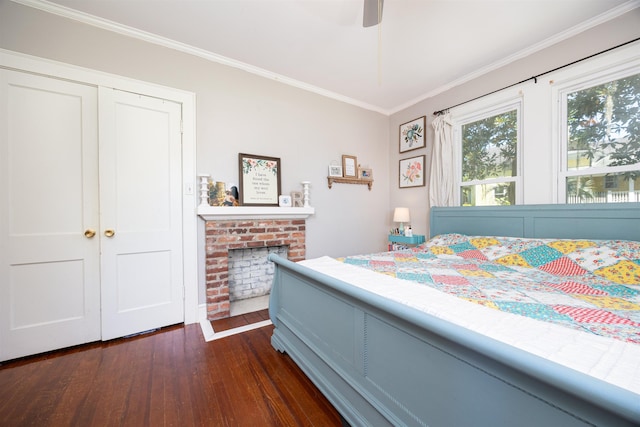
[327,177,373,191]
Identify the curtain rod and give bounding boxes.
[432,37,640,116]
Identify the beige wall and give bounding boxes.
[2,1,638,300]
[0,0,392,265]
[389,8,640,237]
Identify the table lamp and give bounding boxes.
[393,207,410,235]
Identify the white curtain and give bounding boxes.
[429,113,455,207]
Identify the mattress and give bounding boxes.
[341,234,640,343]
[298,236,640,395]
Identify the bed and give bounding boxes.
[267,203,640,427]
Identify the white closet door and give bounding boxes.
[0,70,101,361]
[99,88,184,340]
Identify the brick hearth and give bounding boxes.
[205,218,306,320]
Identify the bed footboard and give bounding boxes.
[268,254,639,427]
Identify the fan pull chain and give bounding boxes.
[377,0,382,85]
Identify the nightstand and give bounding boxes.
[388,234,425,250]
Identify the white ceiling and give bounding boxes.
[28,0,637,114]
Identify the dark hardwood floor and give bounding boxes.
[0,320,342,426]
[211,309,270,332]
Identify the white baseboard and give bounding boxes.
[197,302,272,342]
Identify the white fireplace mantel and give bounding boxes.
[197,206,315,221]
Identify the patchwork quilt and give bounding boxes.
[340,234,640,343]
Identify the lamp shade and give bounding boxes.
[393,207,410,223]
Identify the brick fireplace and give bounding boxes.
[204,218,307,320]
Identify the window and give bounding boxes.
[561,72,640,204]
[458,105,520,206]
[445,42,637,206]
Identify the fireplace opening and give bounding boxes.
[205,218,306,320]
[228,245,288,315]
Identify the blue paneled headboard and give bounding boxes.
[430,203,640,241]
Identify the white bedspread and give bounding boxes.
[299,256,640,395]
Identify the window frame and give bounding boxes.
[441,42,639,207]
[453,97,523,206]
[554,63,640,204]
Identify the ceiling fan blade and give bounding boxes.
[363,0,383,27]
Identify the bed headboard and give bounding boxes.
[430,203,640,241]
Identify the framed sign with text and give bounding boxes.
[342,154,358,178]
[238,153,281,206]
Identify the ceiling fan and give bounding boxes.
[363,0,384,27]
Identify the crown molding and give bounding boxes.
[11,0,639,117]
[11,0,390,115]
[388,0,640,115]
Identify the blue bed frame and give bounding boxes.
[268,203,640,426]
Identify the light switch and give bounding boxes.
[184,182,194,195]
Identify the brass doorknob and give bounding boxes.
[104,229,115,238]
[84,229,96,238]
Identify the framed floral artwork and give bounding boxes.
[238,153,281,206]
[399,116,425,153]
[399,155,425,188]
